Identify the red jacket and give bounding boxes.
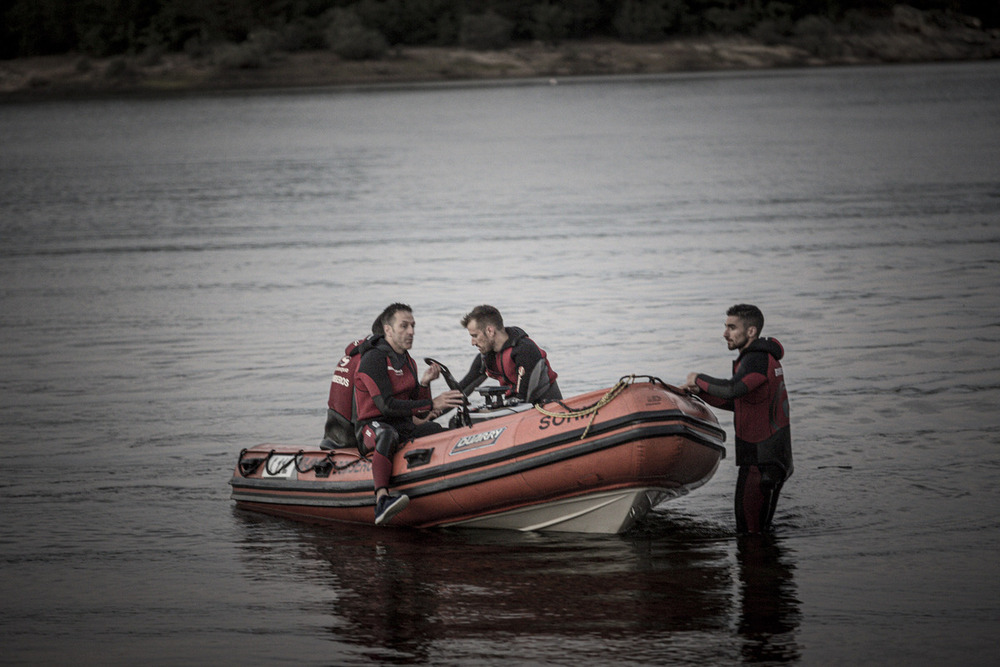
[327,334,379,421]
[695,337,792,476]
[354,340,432,438]
[458,326,558,401]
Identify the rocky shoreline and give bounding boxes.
[2,12,997,100]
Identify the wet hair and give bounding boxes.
[727,304,764,333]
[371,316,383,336]
[461,304,503,330]
[378,303,412,329]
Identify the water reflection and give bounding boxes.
[235,511,800,663]
[318,528,737,662]
[737,534,802,663]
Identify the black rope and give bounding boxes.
[237,447,364,478]
[634,374,687,396]
[300,451,359,474]
[264,450,292,476]
[237,448,271,477]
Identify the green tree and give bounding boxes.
[529,2,572,44]
[614,0,684,42]
[459,11,513,49]
[324,7,388,59]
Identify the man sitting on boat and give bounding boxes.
[354,303,464,525]
[457,305,561,404]
[320,316,382,451]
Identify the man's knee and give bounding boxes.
[361,421,399,457]
[758,464,784,489]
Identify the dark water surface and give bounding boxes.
[2,61,999,665]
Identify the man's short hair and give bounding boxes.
[461,304,503,330]
[727,304,764,333]
[378,303,412,329]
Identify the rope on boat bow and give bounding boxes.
[533,374,637,439]
[236,448,358,478]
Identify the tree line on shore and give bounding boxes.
[3,0,997,63]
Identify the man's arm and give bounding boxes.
[686,373,735,411]
[693,353,770,402]
[458,355,487,397]
[356,354,433,419]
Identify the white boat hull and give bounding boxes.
[439,487,684,534]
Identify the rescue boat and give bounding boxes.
[230,374,726,534]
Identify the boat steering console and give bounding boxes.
[424,358,473,428]
[425,358,528,428]
[476,385,511,410]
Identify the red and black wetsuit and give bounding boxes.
[354,339,440,492]
[322,334,379,449]
[694,337,792,534]
[458,326,561,403]
[354,339,434,440]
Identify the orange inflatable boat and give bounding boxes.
[230,375,726,534]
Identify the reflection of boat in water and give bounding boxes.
[233,512,740,661]
[230,376,726,534]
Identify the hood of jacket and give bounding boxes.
[501,326,529,350]
[345,333,384,357]
[740,337,784,361]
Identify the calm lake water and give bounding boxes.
[2,60,999,665]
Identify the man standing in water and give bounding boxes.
[354,303,464,525]
[682,304,792,534]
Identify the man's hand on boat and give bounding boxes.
[681,372,701,395]
[432,390,465,414]
[413,390,464,424]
